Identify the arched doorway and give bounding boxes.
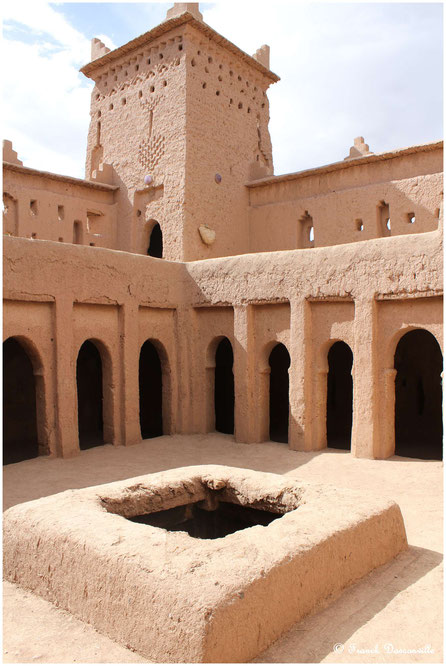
[147,223,163,258]
[326,341,353,450]
[214,337,234,434]
[394,329,443,460]
[139,340,163,439]
[3,338,39,464]
[76,340,104,450]
[269,343,290,443]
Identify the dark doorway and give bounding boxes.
[269,343,290,443]
[139,340,163,439]
[147,223,163,258]
[76,340,104,450]
[214,337,234,434]
[3,338,39,465]
[395,329,443,460]
[326,341,353,450]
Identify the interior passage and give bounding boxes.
[326,341,353,450]
[76,340,104,450]
[139,340,163,439]
[395,329,443,460]
[147,223,163,258]
[214,337,235,434]
[3,338,39,465]
[269,343,291,443]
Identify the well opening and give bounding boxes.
[128,497,282,540]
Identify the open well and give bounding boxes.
[3,465,408,663]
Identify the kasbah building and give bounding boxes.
[2,2,444,663]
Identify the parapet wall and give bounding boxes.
[3,163,118,248]
[248,142,443,252]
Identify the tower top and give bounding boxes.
[166,3,203,22]
[80,6,278,83]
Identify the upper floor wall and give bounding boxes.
[247,142,443,252]
[3,162,118,249]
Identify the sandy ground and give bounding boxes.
[3,433,443,664]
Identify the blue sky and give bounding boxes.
[3,1,443,179]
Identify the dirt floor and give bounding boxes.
[3,433,443,663]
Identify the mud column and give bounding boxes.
[175,305,195,434]
[119,300,140,446]
[233,304,258,443]
[289,298,312,450]
[351,297,378,458]
[54,296,79,457]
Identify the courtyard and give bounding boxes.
[3,433,443,663]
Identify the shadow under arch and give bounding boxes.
[394,328,443,460]
[76,338,114,450]
[139,338,171,439]
[205,336,234,435]
[147,220,163,258]
[3,335,47,464]
[269,342,291,443]
[326,340,353,450]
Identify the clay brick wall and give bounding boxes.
[85,26,188,259]
[183,24,275,260]
[248,144,443,252]
[3,165,118,248]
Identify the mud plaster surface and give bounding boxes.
[3,433,443,663]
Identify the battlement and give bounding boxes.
[80,9,278,83]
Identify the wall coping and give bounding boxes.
[246,141,443,189]
[3,162,119,192]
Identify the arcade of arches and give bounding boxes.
[3,328,443,464]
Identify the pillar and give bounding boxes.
[288,298,312,450]
[54,296,79,457]
[351,298,378,457]
[233,304,258,442]
[119,300,140,446]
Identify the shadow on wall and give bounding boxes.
[250,183,441,253]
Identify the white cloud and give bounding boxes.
[202,1,443,174]
[96,34,117,51]
[2,1,442,179]
[2,1,100,177]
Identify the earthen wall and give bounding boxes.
[248,145,443,251]
[3,165,118,248]
[85,26,188,259]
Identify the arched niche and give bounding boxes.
[394,329,442,460]
[3,337,41,464]
[269,343,291,443]
[326,341,353,450]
